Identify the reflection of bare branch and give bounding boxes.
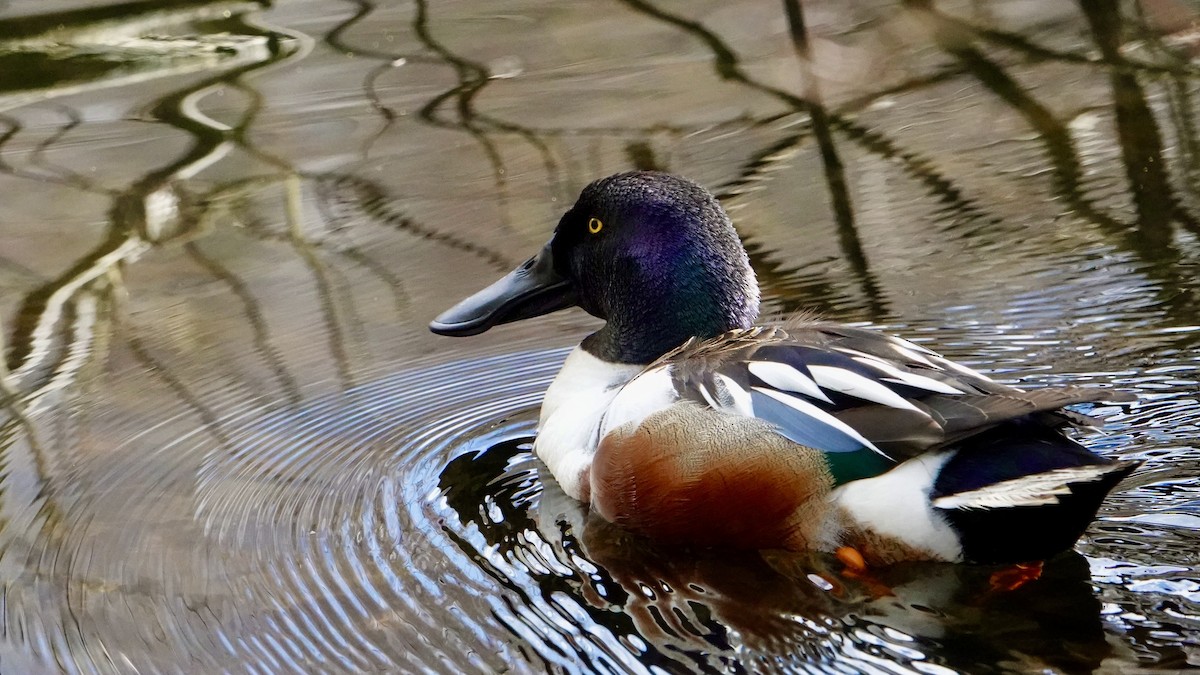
[281,177,355,389]
[339,0,811,199]
[620,0,886,313]
[618,0,803,106]
[718,115,997,234]
[315,173,517,271]
[410,0,517,221]
[1080,0,1198,239]
[312,183,413,317]
[939,10,1200,77]
[326,0,428,63]
[203,174,423,333]
[5,236,147,382]
[289,235,356,388]
[714,130,809,200]
[0,309,22,406]
[828,114,996,225]
[0,114,111,194]
[360,60,406,160]
[0,5,301,546]
[0,24,283,567]
[27,105,105,192]
[236,211,415,321]
[920,2,1196,245]
[743,241,864,317]
[31,291,101,411]
[325,0,439,159]
[836,64,966,113]
[0,286,87,539]
[184,242,302,405]
[124,333,230,448]
[615,0,1008,317]
[411,0,572,204]
[912,6,1121,221]
[1163,78,1200,211]
[782,0,885,320]
[904,0,1200,325]
[0,415,63,539]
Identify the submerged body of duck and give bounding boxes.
[431,171,1136,565]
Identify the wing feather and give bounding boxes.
[749,386,888,457]
[654,323,1130,471]
[746,361,833,403]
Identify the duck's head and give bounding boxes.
[430,171,760,364]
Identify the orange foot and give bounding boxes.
[835,546,894,598]
[836,546,867,573]
[988,560,1044,592]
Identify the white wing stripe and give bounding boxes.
[714,373,754,416]
[880,376,963,395]
[936,356,1008,387]
[889,335,941,356]
[750,386,889,458]
[746,361,834,404]
[833,346,887,362]
[808,365,925,413]
[847,356,965,394]
[697,383,723,411]
[889,343,941,369]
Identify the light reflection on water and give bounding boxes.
[0,0,1198,672]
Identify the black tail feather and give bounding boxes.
[933,425,1139,564]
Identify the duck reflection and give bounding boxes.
[438,436,1111,673]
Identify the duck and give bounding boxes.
[430,171,1138,566]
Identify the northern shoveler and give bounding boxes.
[430,171,1137,565]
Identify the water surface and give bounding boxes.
[0,0,1198,672]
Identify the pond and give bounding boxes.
[0,0,1197,672]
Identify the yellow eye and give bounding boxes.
[588,217,603,234]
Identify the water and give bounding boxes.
[0,0,1198,672]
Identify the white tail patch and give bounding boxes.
[808,365,924,413]
[746,361,834,404]
[750,386,889,458]
[932,465,1124,510]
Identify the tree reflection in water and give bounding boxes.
[0,0,1196,671]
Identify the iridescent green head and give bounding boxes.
[431,171,760,364]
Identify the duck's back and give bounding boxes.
[589,323,1136,563]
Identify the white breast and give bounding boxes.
[599,366,680,437]
[535,347,642,501]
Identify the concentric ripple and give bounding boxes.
[183,348,564,672]
[10,337,1176,674]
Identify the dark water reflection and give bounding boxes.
[440,432,1115,674]
[0,0,1198,672]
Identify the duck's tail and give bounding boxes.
[932,424,1139,564]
